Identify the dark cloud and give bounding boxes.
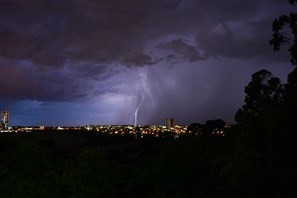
[196,21,265,59]
[122,51,160,66]
[0,0,181,68]
[71,62,111,80]
[0,58,109,102]
[195,19,291,62]
[157,38,206,62]
[193,0,293,62]
[1,0,288,68]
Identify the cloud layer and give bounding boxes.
[0,0,294,125]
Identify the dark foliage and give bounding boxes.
[270,0,297,65]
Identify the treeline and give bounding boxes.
[188,119,226,136]
[0,129,295,197]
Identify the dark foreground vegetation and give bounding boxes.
[0,0,297,197]
[0,129,296,198]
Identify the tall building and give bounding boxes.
[1,111,9,130]
[166,118,175,129]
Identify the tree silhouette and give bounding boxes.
[235,70,283,148]
[235,70,283,123]
[204,119,226,136]
[268,0,297,144]
[270,0,297,65]
[188,123,203,135]
[285,67,297,104]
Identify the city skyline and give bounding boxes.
[0,0,294,126]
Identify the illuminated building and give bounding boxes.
[1,111,9,130]
[166,118,175,129]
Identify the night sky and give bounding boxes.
[0,0,294,126]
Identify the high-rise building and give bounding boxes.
[1,111,9,130]
[166,118,175,129]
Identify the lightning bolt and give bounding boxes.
[134,94,145,127]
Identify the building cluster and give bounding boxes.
[0,111,9,132]
[1,113,227,137]
[8,124,188,138]
[1,115,189,138]
[165,118,175,129]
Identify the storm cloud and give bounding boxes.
[157,38,206,62]
[0,0,294,126]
